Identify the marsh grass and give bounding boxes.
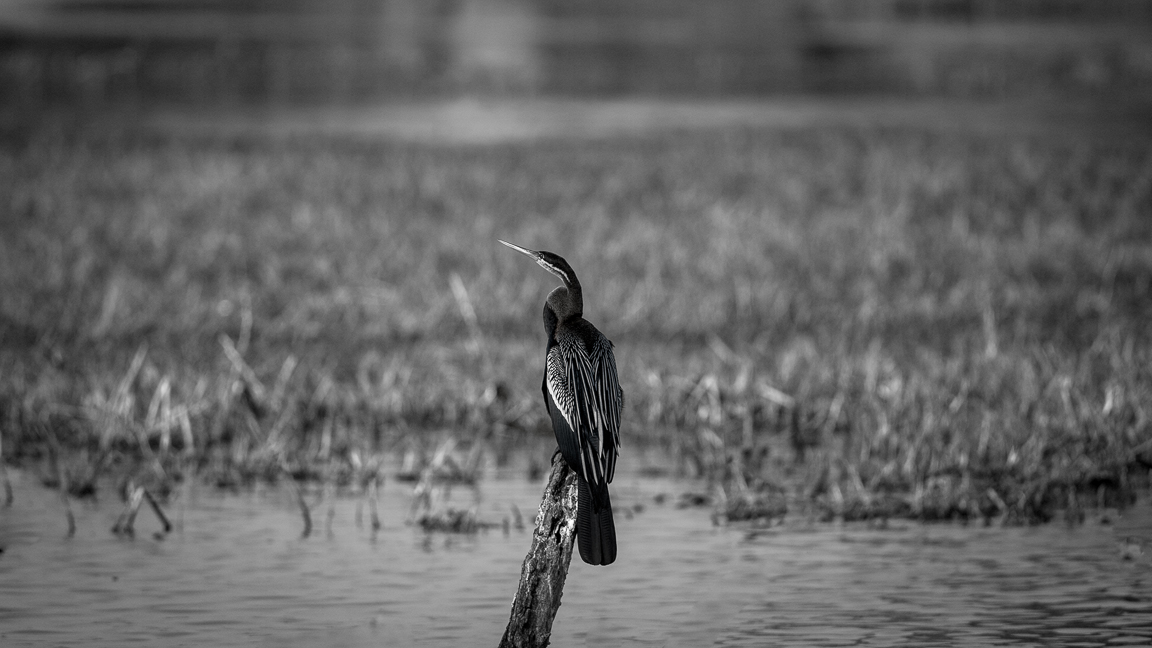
[1,119,1150,525]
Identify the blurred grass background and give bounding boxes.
[4,124,1150,520]
[2,0,1152,105]
[1,0,1151,523]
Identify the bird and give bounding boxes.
[499,239,622,566]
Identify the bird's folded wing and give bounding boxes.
[546,337,621,486]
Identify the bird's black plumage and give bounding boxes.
[500,240,622,566]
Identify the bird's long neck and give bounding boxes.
[545,281,583,323]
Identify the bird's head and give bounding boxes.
[499,239,584,321]
[498,240,579,289]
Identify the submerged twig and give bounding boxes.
[1,431,11,507]
[62,493,75,537]
[44,425,75,538]
[60,478,76,538]
[112,485,145,536]
[324,479,336,538]
[368,476,382,532]
[292,479,313,539]
[142,488,173,534]
[510,503,524,532]
[499,457,579,648]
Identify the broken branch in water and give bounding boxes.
[112,485,145,536]
[368,476,382,532]
[142,488,173,534]
[112,485,173,537]
[293,479,313,539]
[499,456,579,648]
[60,478,76,538]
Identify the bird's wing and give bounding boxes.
[588,336,622,482]
[544,347,583,475]
[546,337,618,487]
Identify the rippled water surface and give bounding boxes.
[2,468,1150,647]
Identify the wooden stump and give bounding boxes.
[499,457,579,648]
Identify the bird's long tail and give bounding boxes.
[576,476,616,566]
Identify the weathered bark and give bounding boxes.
[499,457,579,648]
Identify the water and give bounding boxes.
[1,467,1150,647]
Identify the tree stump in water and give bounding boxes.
[499,456,579,648]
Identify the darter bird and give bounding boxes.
[499,240,622,566]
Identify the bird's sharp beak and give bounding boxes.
[498,239,539,260]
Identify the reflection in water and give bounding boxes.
[1,467,1150,647]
